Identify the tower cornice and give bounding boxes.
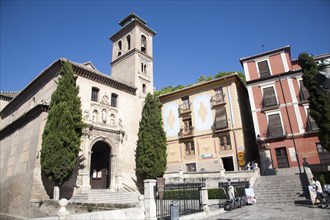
[111,48,153,66]
[109,19,156,42]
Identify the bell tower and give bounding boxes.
[110,13,156,96]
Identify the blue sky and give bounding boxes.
[1,0,329,92]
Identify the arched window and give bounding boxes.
[111,93,118,108]
[91,87,99,102]
[141,35,147,53]
[117,41,122,56]
[144,64,147,73]
[142,84,147,94]
[126,35,131,50]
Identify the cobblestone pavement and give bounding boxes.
[201,203,330,220]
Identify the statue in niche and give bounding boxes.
[110,114,115,126]
[118,118,124,129]
[102,109,107,123]
[92,110,98,122]
[84,109,89,119]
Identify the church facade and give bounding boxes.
[0,13,155,218]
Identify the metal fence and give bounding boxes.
[156,178,205,220]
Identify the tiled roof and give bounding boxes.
[240,45,291,64]
[291,53,330,62]
[1,58,137,117]
[0,91,20,99]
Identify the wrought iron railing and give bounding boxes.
[179,126,194,138]
[211,93,226,107]
[306,117,318,132]
[262,96,279,108]
[179,103,191,115]
[266,125,286,138]
[260,72,271,78]
[214,119,228,131]
[156,179,205,220]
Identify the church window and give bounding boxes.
[141,35,147,53]
[126,35,131,50]
[111,93,118,107]
[144,64,147,73]
[91,87,99,102]
[142,84,147,94]
[117,41,122,56]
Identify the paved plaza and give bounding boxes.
[198,203,330,220]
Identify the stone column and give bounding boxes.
[144,179,157,220]
[109,153,117,192]
[78,145,92,193]
[200,187,209,206]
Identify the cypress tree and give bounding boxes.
[298,53,330,151]
[41,61,85,187]
[136,93,167,180]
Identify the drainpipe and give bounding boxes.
[278,75,301,173]
[224,76,240,171]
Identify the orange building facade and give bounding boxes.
[240,46,330,174]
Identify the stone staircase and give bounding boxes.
[70,190,141,204]
[253,168,310,204]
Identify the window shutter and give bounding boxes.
[268,114,283,136]
[263,87,277,106]
[299,80,310,100]
[215,108,227,129]
[258,61,270,77]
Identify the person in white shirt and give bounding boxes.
[313,176,323,200]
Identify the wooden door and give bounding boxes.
[275,147,289,168]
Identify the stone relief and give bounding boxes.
[101,94,109,104]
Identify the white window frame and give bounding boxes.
[260,84,279,107]
[256,58,272,78]
[265,110,285,135]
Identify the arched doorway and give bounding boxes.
[90,141,111,189]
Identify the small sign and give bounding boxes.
[237,152,244,159]
[201,154,213,159]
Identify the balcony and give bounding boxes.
[261,96,279,111]
[266,125,287,140]
[179,103,192,116]
[213,119,229,132]
[179,126,194,138]
[211,94,226,108]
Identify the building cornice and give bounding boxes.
[111,48,153,66]
[159,73,245,101]
[246,69,302,86]
[110,19,156,42]
[0,104,48,140]
[240,45,291,65]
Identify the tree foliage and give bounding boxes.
[298,53,330,151]
[136,93,167,179]
[41,61,85,186]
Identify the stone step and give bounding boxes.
[253,170,309,205]
[71,191,141,204]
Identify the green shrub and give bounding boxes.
[313,171,330,186]
[207,187,246,199]
[163,189,200,200]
